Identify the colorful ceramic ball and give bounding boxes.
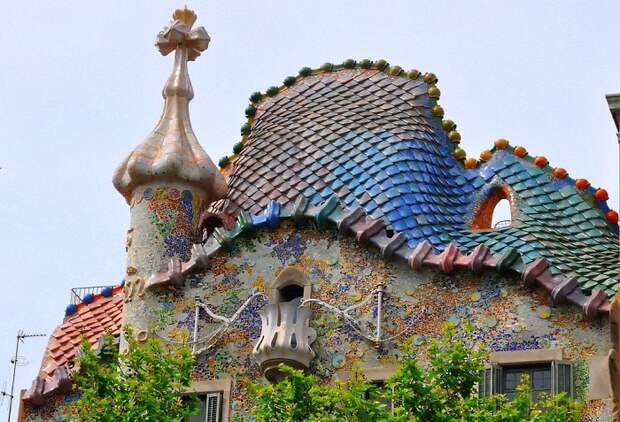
[480,150,492,161]
[606,210,619,224]
[442,119,456,131]
[595,188,609,201]
[575,178,590,190]
[101,286,113,297]
[534,156,548,167]
[65,304,78,317]
[83,293,94,304]
[513,146,527,157]
[552,167,567,179]
[494,138,509,149]
[464,158,478,169]
[432,105,445,117]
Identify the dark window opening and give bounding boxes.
[279,284,304,303]
[503,366,551,401]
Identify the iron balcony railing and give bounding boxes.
[493,219,512,229]
[70,285,111,305]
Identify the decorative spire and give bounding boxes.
[113,8,227,203]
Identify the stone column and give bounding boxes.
[123,183,207,337]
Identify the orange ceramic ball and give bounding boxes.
[534,156,548,168]
[595,188,609,201]
[575,179,590,190]
[494,138,509,149]
[464,158,477,169]
[513,146,527,157]
[552,167,567,179]
[479,149,492,161]
[606,210,619,225]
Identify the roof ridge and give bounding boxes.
[215,59,618,227]
[146,194,613,318]
[64,285,124,317]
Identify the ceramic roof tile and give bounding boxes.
[32,288,124,391]
[212,64,619,295]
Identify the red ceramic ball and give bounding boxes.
[575,179,590,190]
[594,188,609,202]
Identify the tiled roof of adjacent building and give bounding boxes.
[211,60,619,296]
[23,287,123,405]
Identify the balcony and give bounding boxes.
[253,298,316,382]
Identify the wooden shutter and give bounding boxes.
[491,365,503,395]
[552,361,574,398]
[205,392,222,422]
[479,368,491,397]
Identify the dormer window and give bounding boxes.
[472,186,513,230]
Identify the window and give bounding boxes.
[480,361,573,401]
[491,199,512,229]
[185,392,223,422]
[278,283,304,303]
[471,186,513,230]
[267,267,311,304]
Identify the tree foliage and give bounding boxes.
[66,326,196,422]
[247,326,582,422]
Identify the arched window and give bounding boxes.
[492,199,512,229]
[267,267,311,304]
[472,186,513,230]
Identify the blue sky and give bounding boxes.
[1,1,619,419]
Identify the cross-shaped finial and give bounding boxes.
[156,7,210,61]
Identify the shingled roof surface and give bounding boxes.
[23,287,123,405]
[212,63,619,296]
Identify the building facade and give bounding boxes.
[20,9,620,422]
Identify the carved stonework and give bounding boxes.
[253,299,316,382]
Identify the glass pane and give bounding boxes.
[503,370,524,391]
[532,368,551,390]
[185,395,206,422]
[556,364,572,395]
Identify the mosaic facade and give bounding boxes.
[149,223,612,420]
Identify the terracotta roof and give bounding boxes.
[210,60,619,295]
[23,287,123,405]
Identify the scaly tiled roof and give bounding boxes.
[23,287,123,405]
[210,60,619,295]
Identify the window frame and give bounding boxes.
[479,349,574,401]
[185,391,224,422]
[184,378,231,422]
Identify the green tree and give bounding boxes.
[66,326,197,422]
[247,326,582,421]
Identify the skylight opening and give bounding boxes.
[471,186,513,230]
[492,199,512,229]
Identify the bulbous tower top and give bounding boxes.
[113,7,227,203]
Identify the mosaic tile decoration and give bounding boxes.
[210,61,619,296]
[152,195,612,318]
